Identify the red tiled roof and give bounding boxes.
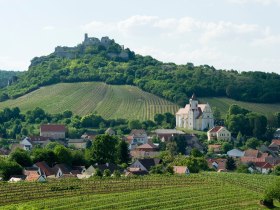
[136,143,158,150]
[34,161,54,176]
[26,171,41,182]
[244,149,259,158]
[40,124,66,132]
[271,140,280,146]
[173,166,188,174]
[208,144,222,149]
[129,129,147,136]
[240,157,266,164]
[208,126,222,133]
[254,162,273,169]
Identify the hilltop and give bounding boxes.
[0,82,178,120]
[0,34,279,107]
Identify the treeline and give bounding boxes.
[0,38,280,104]
[0,106,176,142]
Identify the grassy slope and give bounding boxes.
[0,173,279,210]
[201,97,280,117]
[0,82,179,121]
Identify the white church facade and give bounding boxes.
[176,94,214,131]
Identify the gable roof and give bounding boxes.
[154,129,185,135]
[271,140,280,146]
[34,161,54,176]
[244,149,260,158]
[173,166,188,174]
[25,171,42,182]
[137,158,161,171]
[208,126,222,133]
[95,163,120,173]
[227,149,244,157]
[129,129,147,136]
[135,143,158,150]
[254,162,273,169]
[40,124,66,132]
[53,164,72,174]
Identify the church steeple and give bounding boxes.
[191,93,197,100]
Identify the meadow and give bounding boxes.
[0,173,279,210]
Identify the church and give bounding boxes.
[176,94,214,131]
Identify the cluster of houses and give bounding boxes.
[207,139,280,174]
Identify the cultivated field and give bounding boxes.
[201,97,280,117]
[0,82,179,121]
[0,173,278,210]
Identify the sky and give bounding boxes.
[0,0,280,73]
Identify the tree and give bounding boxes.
[0,159,22,180]
[221,142,233,153]
[94,168,102,177]
[54,145,72,165]
[190,148,203,157]
[128,120,142,129]
[9,148,32,167]
[262,180,280,207]
[245,137,260,149]
[154,114,165,125]
[226,157,236,171]
[272,165,280,176]
[103,169,111,177]
[90,135,119,164]
[116,140,130,164]
[31,148,56,166]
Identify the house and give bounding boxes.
[129,158,162,172]
[53,164,73,178]
[227,149,245,158]
[9,175,27,182]
[81,131,97,140]
[20,137,33,151]
[25,170,46,182]
[29,136,51,147]
[240,149,269,164]
[95,163,120,174]
[176,94,214,131]
[207,126,231,141]
[254,162,273,174]
[105,128,115,136]
[77,165,95,179]
[68,139,87,149]
[173,166,190,175]
[125,168,149,176]
[131,143,159,158]
[269,140,280,152]
[208,144,222,153]
[153,129,185,142]
[274,128,280,139]
[40,124,66,139]
[33,161,55,178]
[207,158,227,171]
[127,129,148,150]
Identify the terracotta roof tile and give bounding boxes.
[40,124,66,132]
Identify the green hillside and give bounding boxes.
[0,82,178,120]
[1,173,278,209]
[200,97,280,117]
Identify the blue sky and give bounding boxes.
[0,0,280,73]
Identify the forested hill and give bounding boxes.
[1,34,280,105]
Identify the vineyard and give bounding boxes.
[200,97,280,117]
[0,173,279,210]
[0,82,179,121]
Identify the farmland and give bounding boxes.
[0,82,179,121]
[0,173,278,210]
[200,97,280,117]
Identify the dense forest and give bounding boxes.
[0,36,280,105]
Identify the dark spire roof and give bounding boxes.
[191,93,197,100]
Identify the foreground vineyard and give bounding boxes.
[1,173,279,210]
[0,82,178,120]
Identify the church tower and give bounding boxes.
[188,93,198,130]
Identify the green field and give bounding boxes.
[201,97,280,117]
[0,82,179,121]
[0,173,279,210]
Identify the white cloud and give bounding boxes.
[228,0,280,5]
[42,26,55,31]
[252,34,280,46]
[0,56,28,70]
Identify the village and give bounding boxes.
[1,94,280,183]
